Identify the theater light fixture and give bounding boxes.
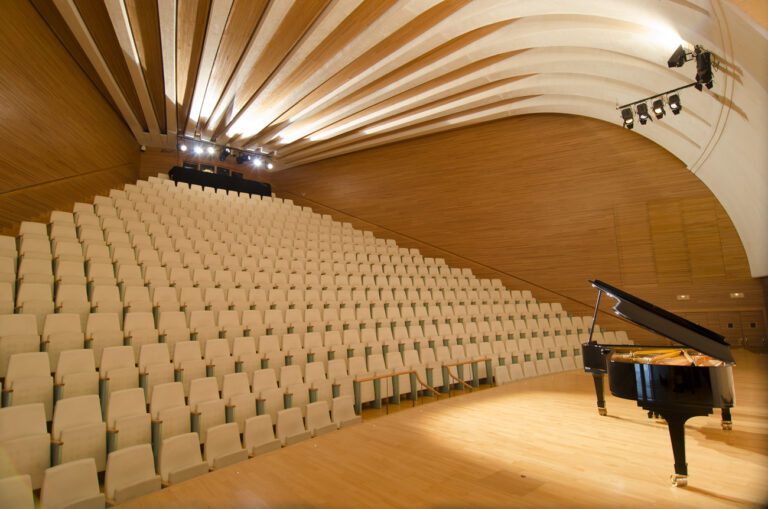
[253,157,264,168]
[667,45,690,68]
[267,162,274,170]
[206,146,215,155]
[218,147,231,161]
[621,108,634,129]
[694,46,714,90]
[193,145,203,155]
[652,99,665,119]
[668,94,681,114]
[179,143,188,152]
[636,103,649,125]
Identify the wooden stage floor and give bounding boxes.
[122,351,768,508]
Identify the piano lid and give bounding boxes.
[590,280,734,364]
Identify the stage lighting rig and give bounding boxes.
[616,44,713,128]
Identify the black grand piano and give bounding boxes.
[581,280,735,487]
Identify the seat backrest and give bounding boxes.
[204,339,230,361]
[0,474,34,509]
[106,388,147,427]
[16,282,52,302]
[205,423,242,463]
[367,354,386,372]
[279,365,303,387]
[347,356,367,376]
[85,313,120,335]
[402,350,420,367]
[243,415,276,449]
[327,359,348,378]
[0,403,48,442]
[257,335,279,353]
[306,401,332,428]
[251,369,277,393]
[158,311,187,331]
[149,382,186,417]
[276,407,305,439]
[43,313,82,336]
[303,362,326,383]
[217,310,240,327]
[52,395,102,439]
[173,341,202,363]
[101,346,136,372]
[232,337,256,358]
[188,377,220,407]
[159,433,202,481]
[40,458,102,509]
[138,343,171,370]
[105,444,157,502]
[331,396,356,422]
[6,352,51,382]
[124,311,155,332]
[221,372,251,399]
[0,314,38,336]
[55,349,95,380]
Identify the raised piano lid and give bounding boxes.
[590,279,734,364]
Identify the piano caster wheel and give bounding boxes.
[647,410,654,419]
[598,407,607,416]
[722,421,733,431]
[671,474,688,487]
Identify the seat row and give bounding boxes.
[0,394,361,506]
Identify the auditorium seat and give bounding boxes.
[171,341,206,396]
[0,403,50,489]
[222,372,257,432]
[243,415,281,457]
[0,314,40,378]
[100,345,139,399]
[15,282,54,330]
[138,343,174,401]
[4,352,54,419]
[158,433,208,486]
[104,444,161,505]
[204,422,248,470]
[149,382,191,442]
[51,394,107,471]
[84,312,123,367]
[54,349,98,401]
[42,313,85,368]
[331,396,362,428]
[305,401,337,437]
[106,388,151,451]
[276,407,311,446]
[40,458,105,509]
[188,377,225,444]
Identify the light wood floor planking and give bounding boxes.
[122,351,768,508]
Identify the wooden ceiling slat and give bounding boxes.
[280,47,525,156]
[125,0,166,133]
[276,19,517,150]
[185,0,234,136]
[158,0,177,141]
[272,0,471,130]
[192,0,268,134]
[281,95,538,166]
[216,0,331,141]
[176,0,211,137]
[73,0,148,131]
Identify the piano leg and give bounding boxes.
[721,407,733,430]
[591,373,607,416]
[664,411,690,487]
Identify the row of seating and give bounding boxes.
[0,395,360,507]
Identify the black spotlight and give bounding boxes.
[695,48,713,90]
[667,45,688,68]
[652,99,665,119]
[636,103,650,125]
[620,108,634,129]
[218,147,231,161]
[235,153,248,164]
[668,94,682,115]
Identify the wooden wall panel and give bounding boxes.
[259,113,765,341]
[0,0,139,233]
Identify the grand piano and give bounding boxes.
[581,280,735,487]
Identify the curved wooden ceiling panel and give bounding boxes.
[33,0,768,276]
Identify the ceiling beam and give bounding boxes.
[158,0,177,146]
[52,0,147,143]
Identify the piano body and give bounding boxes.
[581,280,735,487]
